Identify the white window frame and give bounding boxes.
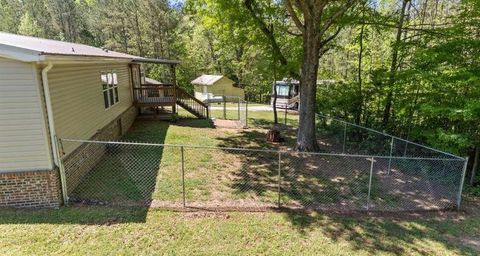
[101,71,119,109]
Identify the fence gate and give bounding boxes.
[207,96,248,128]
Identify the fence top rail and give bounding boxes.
[60,138,465,162]
[315,113,465,160]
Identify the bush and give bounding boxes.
[464,184,480,197]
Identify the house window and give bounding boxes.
[101,71,119,109]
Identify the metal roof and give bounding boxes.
[191,75,225,86]
[144,77,163,85]
[0,32,180,64]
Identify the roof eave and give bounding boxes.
[132,58,181,65]
[41,54,134,64]
[0,44,44,62]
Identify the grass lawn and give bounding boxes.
[0,203,479,255]
[66,110,306,207]
[2,110,478,255]
[66,110,389,210]
[66,110,455,211]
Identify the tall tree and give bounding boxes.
[382,0,410,129]
[284,0,358,151]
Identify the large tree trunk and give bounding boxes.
[296,19,320,152]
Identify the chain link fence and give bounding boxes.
[59,139,467,212]
[315,113,461,159]
[207,96,248,128]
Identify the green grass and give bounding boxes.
[65,110,300,204]
[0,206,478,255]
[1,110,480,254]
[68,110,373,207]
[67,110,436,211]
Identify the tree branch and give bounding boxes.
[243,0,300,78]
[285,0,304,33]
[318,46,331,58]
[243,0,288,66]
[319,26,342,46]
[294,0,310,20]
[362,21,446,36]
[286,29,303,36]
[318,0,357,40]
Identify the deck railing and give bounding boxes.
[133,85,175,105]
[133,85,209,118]
[176,86,209,118]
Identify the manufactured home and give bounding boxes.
[0,32,206,208]
[192,74,245,102]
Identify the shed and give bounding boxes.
[192,75,245,102]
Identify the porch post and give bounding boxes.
[171,64,177,116]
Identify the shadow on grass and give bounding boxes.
[217,127,296,149]
[281,210,477,255]
[175,118,214,128]
[64,119,172,221]
[0,118,473,254]
[0,206,149,225]
[214,128,374,208]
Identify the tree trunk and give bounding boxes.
[470,146,479,185]
[382,0,409,129]
[356,22,365,125]
[272,26,278,125]
[296,18,320,152]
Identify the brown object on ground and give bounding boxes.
[266,128,284,142]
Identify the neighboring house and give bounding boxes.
[192,75,245,102]
[0,32,204,208]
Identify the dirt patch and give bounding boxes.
[213,119,245,129]
[183,212,231,219]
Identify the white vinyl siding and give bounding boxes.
[47,63,133,154]
[0,57,51,172]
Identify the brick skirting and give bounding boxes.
[0,106,138,209]
[62,106,138,194]
[0,170,61,208]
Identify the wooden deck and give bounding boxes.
[133,85,176,106]
[133,84,209,119]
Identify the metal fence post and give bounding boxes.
[342,122,347,154]
[223,97,227,119]
[367,157,374,211]
[284,105,287,125]
[277,151,282,208]
[245,100,249,128]
[457,157,469,210]
[387,137,394,175]
[238,97,240,120]
[181,146,186,208]
[55,137,69,205]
